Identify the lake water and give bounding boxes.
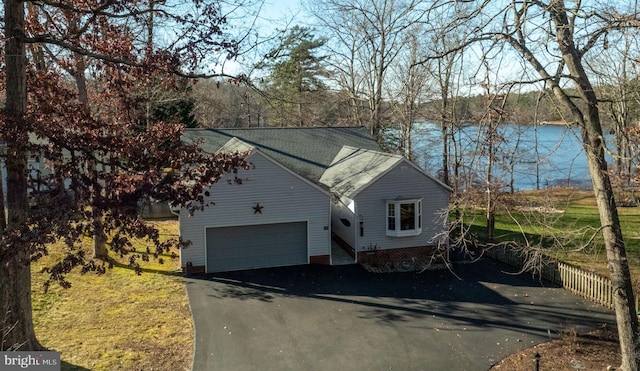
[411,122,609,191]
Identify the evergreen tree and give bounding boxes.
[259,26,329,126]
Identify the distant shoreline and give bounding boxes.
[412,120,572,127]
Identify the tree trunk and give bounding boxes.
[485,122,495,242]
[441,93,450,187]
[93,215,108,260]
[1,143,37,352]
[0,250,40,351]
[484,100,496,244]
[1,0,40,351]
[573,65,640,371]
[73,55,108,260]
[547,2,640,368]
[587,145,640,371]
[0,165,6,233]
[452,125,461,220]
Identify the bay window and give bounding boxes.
[386,199,422,237]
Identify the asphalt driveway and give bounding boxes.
[185,259,614,371]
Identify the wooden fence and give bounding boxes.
[559,263,614,309]
[484,246,639,312]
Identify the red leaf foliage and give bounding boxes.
[0,0,248,289]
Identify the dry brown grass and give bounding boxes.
[31,220,192,371]
[515,187,597,207]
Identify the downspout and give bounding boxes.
[169,203,180,217]
[354,203,359,263]
[327,197,332,265]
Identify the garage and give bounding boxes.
[206,221,308,273]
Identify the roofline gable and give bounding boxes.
[220,138,330,196]
[322,146,453,199]
[396,157,454,193]
[216,137,255,154]
[330,146,401,198]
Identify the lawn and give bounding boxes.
[460,188,640,277]
[484,188,636,371]
[31,220,192,371]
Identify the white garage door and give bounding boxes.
[206,222,308,273]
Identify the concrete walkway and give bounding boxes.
[331,240,355,265]
[186,259,614,371]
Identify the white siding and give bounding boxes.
[2,155,56,205]
[179,151,330,268]
[353,163,449,253]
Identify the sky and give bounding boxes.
[258,0,305,27]
[211,0,307,76]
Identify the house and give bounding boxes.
[1,134,64,207]
[319,146,451,265]
[178,127,451,273]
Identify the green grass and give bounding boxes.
[31,220,192,371]
[460,188,640,277]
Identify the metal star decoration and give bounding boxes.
[253,203,264,214]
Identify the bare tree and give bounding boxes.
[433,40,459,189]
[422,15,468,201]
[319,7,368,127]
[308,0,425,142]
[193,79,264,128]
[387,27,431,159]
[589,27,640,185]
[421,1,640,368]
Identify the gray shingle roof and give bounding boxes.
[319,146,402,197]
[182,126,380,183]
[320,146,453,197]
[216,137,255,154]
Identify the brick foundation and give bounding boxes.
[357,245,446,266]
[310,255,331,265]
[181,247,442,273]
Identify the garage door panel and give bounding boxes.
[206,222,307,272]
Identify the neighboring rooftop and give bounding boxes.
[182,126,380,183]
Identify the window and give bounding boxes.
[386,199,422,237]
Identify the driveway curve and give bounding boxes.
[186,258,614,371]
